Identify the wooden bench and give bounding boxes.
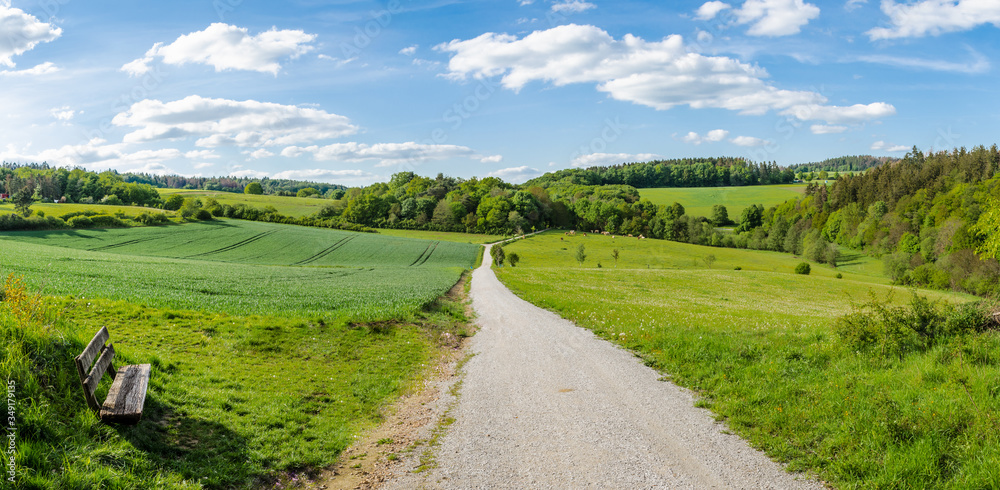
[74,327,151,425]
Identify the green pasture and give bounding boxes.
[159,188,330,217]
[496,233,995,488]
[0,201,174,219]
[639,184,806,219]
[1,221,479,488]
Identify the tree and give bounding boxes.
[12,185,34,217]
[507,252,520,267]
[296,187,320,198]
[710,204,729,226]
[795,262,811,275]
[575,244,587,266]
[735,204,763,233]
[972,196,1000,260]
[611,248,620,267]
[704,254,716,268]
[244,182,263,195]
[164,193,184,211]
[491,245,506,267]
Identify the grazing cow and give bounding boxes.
[560,237,564,241]
[583,233,587,237]
[627,234,633,238]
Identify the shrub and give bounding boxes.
[163,194,184,211]
[734,266,742,270]
[795,262,811,275]
[836,273,843,279]
[67,216,93,228]
[89,215,128,228]
[195,209,213,220]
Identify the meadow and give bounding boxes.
[1,220,479,488]
[496,232,998,488]
[0,201,176,220]
[159,189,330,217]
[639,184,806,218]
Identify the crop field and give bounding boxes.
[159,188,331,217]
[2,220,479,488]
[377,228,510,244]
[639,184,806,219]
[0,221,477,319]
[495,232,995,488]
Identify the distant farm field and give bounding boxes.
[0,220,478,318]
[159,188,330,217]
[377,228,509,244]
[639,184,806,218]
[496,232,996,488]
[0,201,175,219]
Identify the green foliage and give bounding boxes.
[244,182,263,195]
[735,204,764,233]
[163,193,184,211]
[971,195,1000,260]
[67,215,93,228]
[795,262,811,275]
[506,252,520,267]
[575,243,587,265]
[491,245,506,267]
[704,254,716,268]
[12,184,34,216]
[296,187,320,198]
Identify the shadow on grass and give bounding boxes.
[838,250,869,268]
[121,396,260,489]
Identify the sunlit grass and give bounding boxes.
[639,184,806,218]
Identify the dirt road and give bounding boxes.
[391,244,821,489]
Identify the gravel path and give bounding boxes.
[394,244,823,489]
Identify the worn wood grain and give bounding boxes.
[83,344,116,401]
[75,327,109,381]
[100,364,151,425]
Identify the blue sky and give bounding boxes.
[1,0,998,185]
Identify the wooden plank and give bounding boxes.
[76,327,109,375]
[100,364,150,425]
[83,344,115,399]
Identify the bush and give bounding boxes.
[89,215,128,228]
[795,262,811,275]
[67,216,93,228]
[836,273,843,279]
[195,209,213,220]
[133,212,169,226]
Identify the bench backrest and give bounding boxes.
[74,327,117,411]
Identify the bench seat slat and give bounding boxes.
[83,344,115,397]
[100,364,151,425]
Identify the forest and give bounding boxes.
[524,157,795,188]
[788,155,896,174]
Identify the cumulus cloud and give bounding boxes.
[552,1,596,13]
[50,106,75,121]
[122,23,316,76]
[437,24,893,125]
[730,135,771,146]
[679,129,730,144]
[486,166,542,183]
[696,1,732,20]
[0,61,58,76]
[810,124,848,134]
[399,45,418,56]
[733,0,820,36]
[868,0,1000,40]
[0,5,61,68]
[272,168,374,182]
[0,139,182,173]
[281,142,501,167]
[571,152,662,167]
[871,140,909,152]
[845,0,867,11]
[112,95,359,148]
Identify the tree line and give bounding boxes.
[524,158,795,188]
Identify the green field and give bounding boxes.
[159,188,330,217]
[0,201,175,219]
[496,232,996,488]
[1,221,479,488]
[639,184,806,218]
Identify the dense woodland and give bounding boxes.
[788,155,896,173]
[524,158,795,188]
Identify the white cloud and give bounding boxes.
[868,0,1000,40]
[486,166,542,183]
[730,135,771,146]
[810,124,848,134]
[734,0,821,36]
[437,25,893,125]
[696,1,732,20]
[871,140,909,152]
[480,154,504,163]
[679,129,730,144]
[194,162,215,169]
[280,142,500,167]
[552,1,596,13]
[0,5,61,68]
[0,61,59,76]
[50,106,75,121]
[122,23,316,76]
[571,152,662,167]
[845,0,867,12]
[399,45,418,56]
[858,49,990,74]
[246,148,274,159]
[272,168,374,182]
[112,95,359,148]
[0,139,184,173]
